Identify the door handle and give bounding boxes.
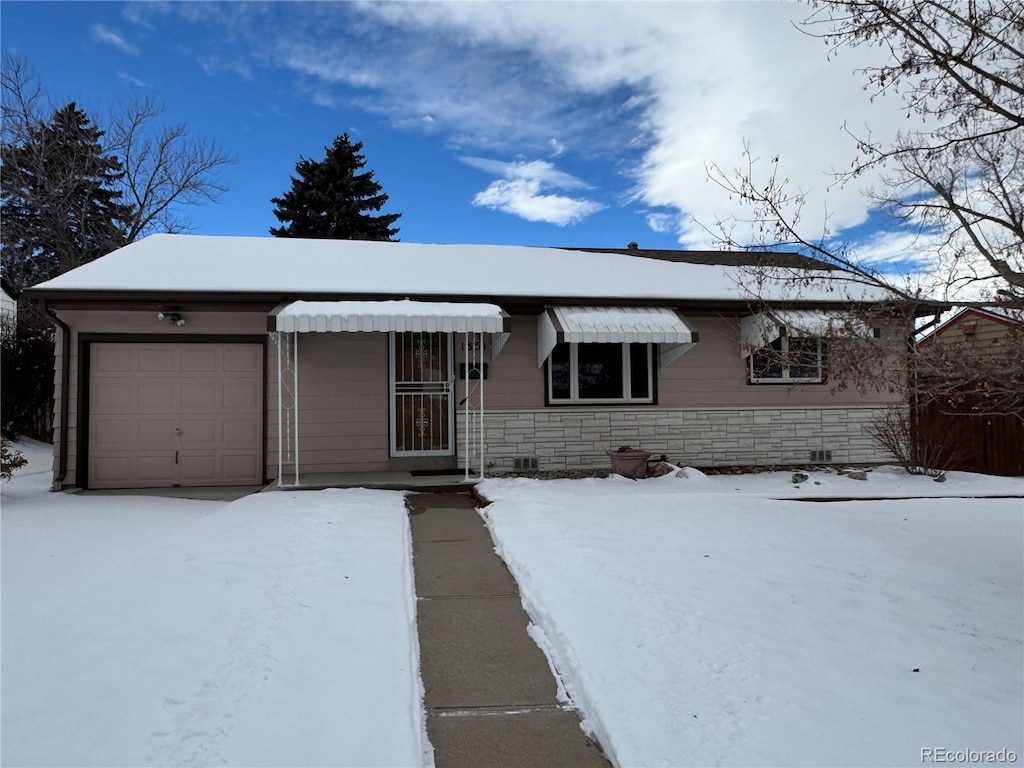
[175,450,179,465]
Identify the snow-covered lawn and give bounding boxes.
[479,471,1024,767]
[6,438,1021,768]
[1,441,428,768]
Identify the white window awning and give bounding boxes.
[740,310,875,358]
[271,300,510,334]
[537,306,699,368]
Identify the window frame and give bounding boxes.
[749,334,824,384]
[547,342,655,404]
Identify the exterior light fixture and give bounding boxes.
[157,311,186,327]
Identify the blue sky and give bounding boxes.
[3,1,921,259]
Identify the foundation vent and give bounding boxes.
[513,457,539,472]
[809,450,833,463]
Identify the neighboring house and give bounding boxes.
[914,306,1024,477]
[1,276,17,328]
[27,234,916,490]
[918,306,1024,349]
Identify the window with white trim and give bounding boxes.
[750,335,823,383]
[548,342,653,403]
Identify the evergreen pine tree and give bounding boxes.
[1,102,132,296]
[269,133,400,240]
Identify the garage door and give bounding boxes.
[88,342,263,489]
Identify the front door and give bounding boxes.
[389,332,454,456]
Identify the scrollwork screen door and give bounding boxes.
[390,332,454,455]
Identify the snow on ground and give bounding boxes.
[479,473,1024,767]
[1,441,428,768]
[499,464,1024,500]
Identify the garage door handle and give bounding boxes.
[175,450,179,465]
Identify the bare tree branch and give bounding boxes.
[703,1,1024,419]
[106,98,230,240]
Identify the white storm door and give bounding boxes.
[389,332,454,456]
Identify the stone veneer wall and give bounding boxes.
[456,405,897,471]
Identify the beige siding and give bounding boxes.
[467,314,903,410]
[658,316,901,407]
[453,315,545,409]
[932,314,1014,348]
[51,307,905,487]
[54,311,269,488]
[50,326,64,479]
[268,332,389,477]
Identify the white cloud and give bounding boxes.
[645,212,680,235]
[116,71,148,88]
[461,157,592,190]
[347,2,913,247]
[853,230,937,267]
[91,24,139,56]
[463,157,603,225]
[149,2,930,251]
[854,227,1013,303]
[196,54,253,80]
[473,179,603,226]
[311,93,336,109]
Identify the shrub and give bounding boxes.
[1,436,27,481]
[1,321,54,441]
[866,406,961,478]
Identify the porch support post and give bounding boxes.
[479,330,485,480]
[276,333,283,488]
[463,331,470,481]
[293,330,299,487]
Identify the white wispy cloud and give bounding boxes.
[461,157,592,190]
[463,157,603,225]
[116,71,148,88]
[196,54,253,80]
[473,179,604,226]
[853,225,1013,303]
[349,2,912,246]
[140,2,927,251]
[645,212,680,235]
[91,24,139,56]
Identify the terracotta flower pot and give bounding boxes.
[608,449,653,479]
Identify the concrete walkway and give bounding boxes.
[407,493,609,768]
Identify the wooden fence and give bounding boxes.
[913,395,1024,477]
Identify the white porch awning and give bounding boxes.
[537,306,698,368]
[740,310,875,358]
[271,300,510,334]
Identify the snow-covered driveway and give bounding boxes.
[1,443,427,767]
[479,472,1024,767]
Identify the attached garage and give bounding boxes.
[84,339,265,489]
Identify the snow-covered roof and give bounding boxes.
[32,233,895,304]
